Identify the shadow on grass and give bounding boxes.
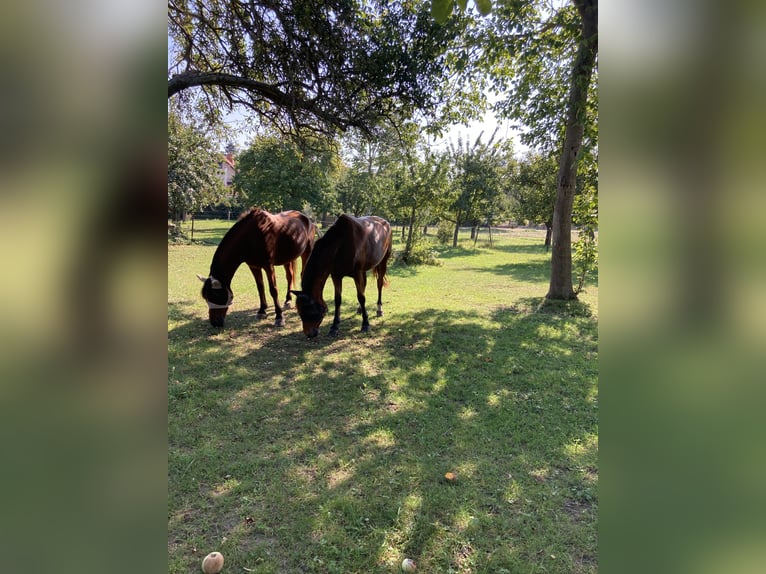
[433,246,483,259]
[489,243,549,255]
[462,257,552,284]
[168,302,598,573]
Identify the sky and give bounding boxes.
[218,106,528,158]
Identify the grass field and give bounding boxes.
[168,219,598,573]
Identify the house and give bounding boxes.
[219,153,236,187]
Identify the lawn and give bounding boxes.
[168,219,598,573]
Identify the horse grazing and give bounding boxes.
[197,208,315,328]
[291,214,392,338]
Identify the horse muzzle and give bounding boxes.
[303,323,320,338]
[208,308,227,327]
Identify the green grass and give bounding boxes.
[169,220,597,574]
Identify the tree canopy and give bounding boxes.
[233,135,340,213]
[167,108,228,222]
[168,0,483,137]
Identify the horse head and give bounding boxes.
[198,274,233,327]
[290,290,327,338]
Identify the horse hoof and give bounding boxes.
[283,301,292,310]
[256,312,267,320]
[328,328,339,337]
[376,310,383,318]
[274,317,285,328]
[361,325,370,333]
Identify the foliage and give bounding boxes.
[233,135,340,213]
[436,220,455,244]
[444,131,514,246]
[335,126,413,218]
[167,107,228,223]
[431,0,493,23]
[397,144,451,260]
[168,0,483,138]
[396,234,442,266]
[481,1,597,155]
[572,183,598,293]
[509,151,558,227]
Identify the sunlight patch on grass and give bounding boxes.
[378,491,423,566]
[454,460,478,480]
[363,428,397,449]
[487,388,513,408]
[505,480,522,505]
[326,465,354,489]
[563,434,598,459]
[210,477,241,498]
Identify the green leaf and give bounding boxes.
[474,0,492,16]
[431,0,452,24]
[456,0,468,11]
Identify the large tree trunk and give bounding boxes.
[547,0,598,300]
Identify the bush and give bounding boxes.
[436,220,454,245]
[396,237,442,266]
[167,223,191,244]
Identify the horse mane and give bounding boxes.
[301,215,348,290]
[238,206,264,221]
[209,208,269,279]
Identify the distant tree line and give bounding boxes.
[168,0,597,298]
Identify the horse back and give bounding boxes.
[339,215,392,272]
[242,209,314,268]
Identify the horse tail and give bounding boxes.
[373,242,392,287]
[372,266,388,287]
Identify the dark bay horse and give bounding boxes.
[197,208,315,327]
[291,214,392,338]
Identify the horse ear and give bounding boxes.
[196,274,208,283]
[210,278,223,289]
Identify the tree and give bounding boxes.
[168,0,481,137]
[446,130,512,247]
[547,0,597,300]
[167,108,228,225]
[336,124,420,221]
[233,135,340,214]
[454,0,598,299]
[509,151,558,249]
[397,144,451,262]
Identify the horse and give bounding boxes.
[290,214,392,338]
[197,208,315,328]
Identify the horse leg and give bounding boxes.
[249,265,268,319]
[356,273,370,332]
[265,265,284,327]
[374,259,388,317]
[328,275,342,337]
[282,261,296,309]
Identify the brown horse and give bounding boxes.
[291,214,392,338]
[197,208,315,327]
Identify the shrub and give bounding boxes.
[435,220,454,245]
[396,237,442,266]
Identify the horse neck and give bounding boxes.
[301,235,337,300]
[210,221,253,284]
